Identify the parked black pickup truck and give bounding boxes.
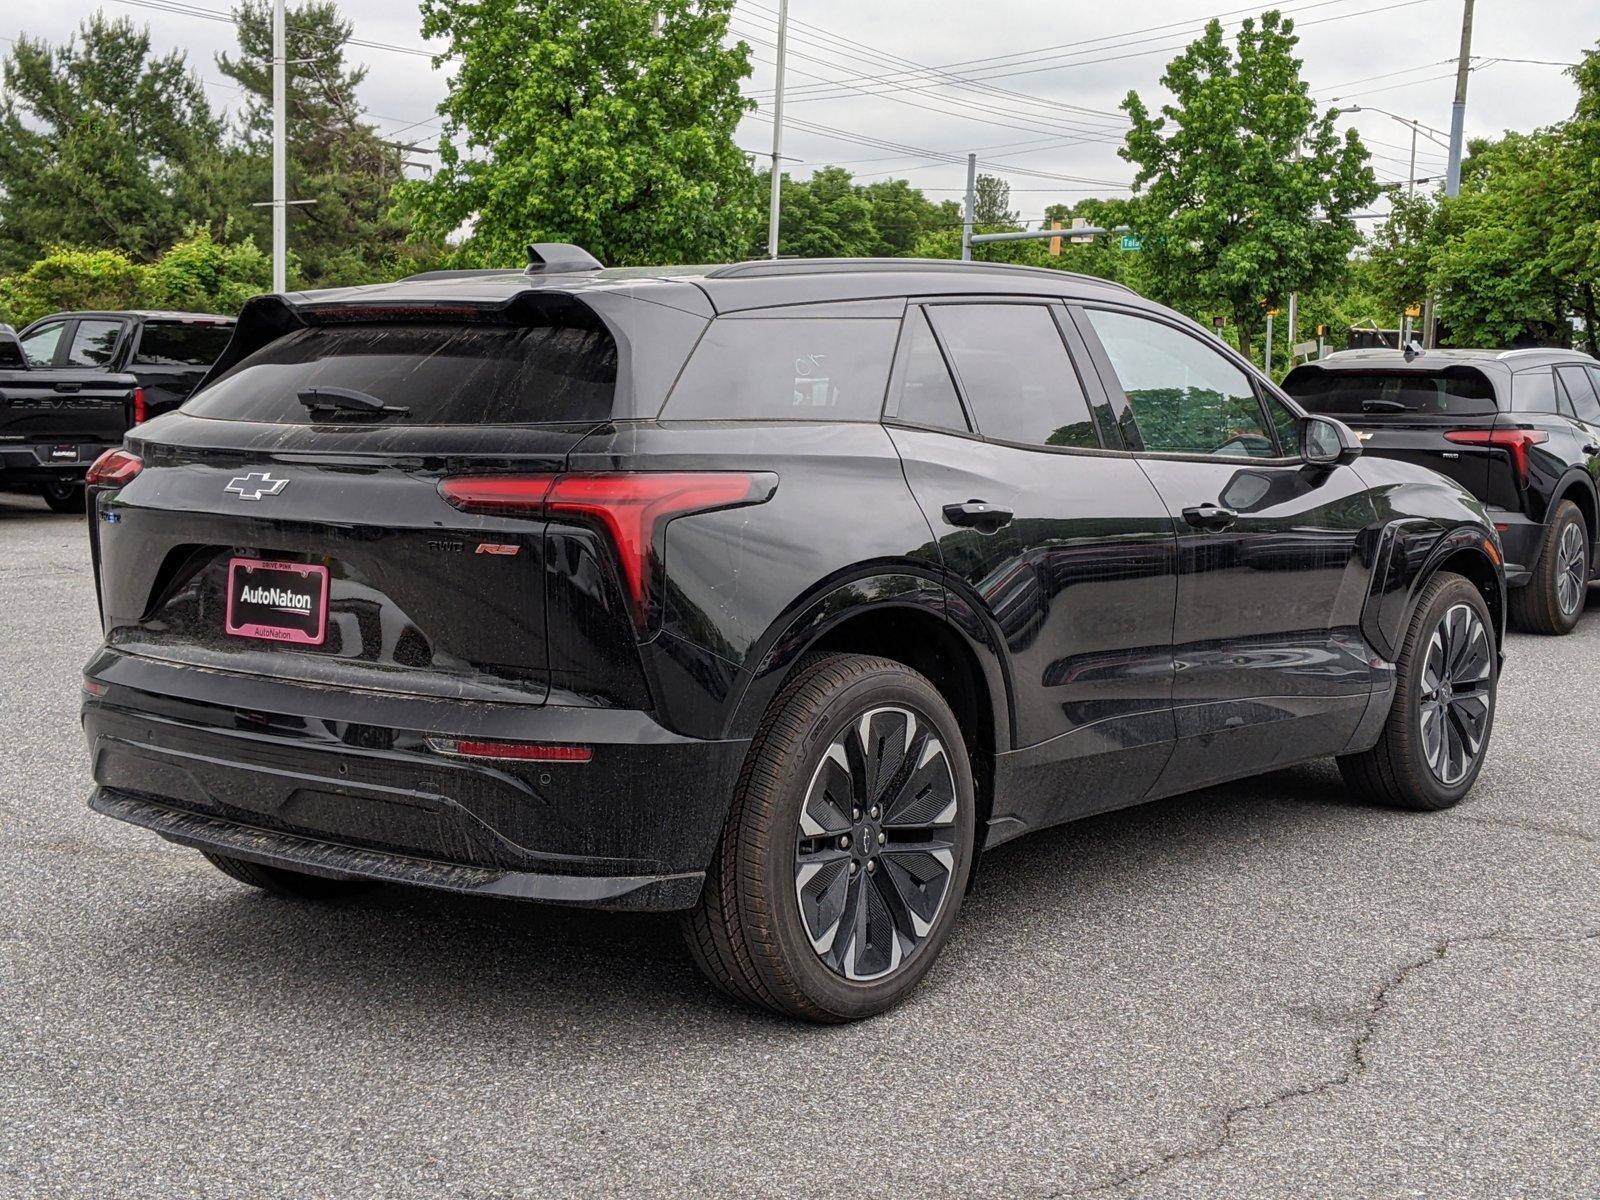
[0,310,234,512]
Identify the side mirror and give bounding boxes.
[1302,415,1362,466]
[0,327,27,370]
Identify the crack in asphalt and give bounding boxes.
[1063,928,1600,1198]
[1442,813,1597,845]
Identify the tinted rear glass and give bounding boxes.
[135,322,234,366]
[1283,367,1498,415]
[184,322,617,425]
[663,318,898,421]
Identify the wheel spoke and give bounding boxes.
[800,743,855,837]
[882,735,957,828]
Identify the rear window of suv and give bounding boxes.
[183,321,617,425]
[1283,367,1499,416]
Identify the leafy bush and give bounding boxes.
[0,247,145,327]
[137,227,270,314]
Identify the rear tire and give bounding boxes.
[202,852,371,899]
[1509,500,1589,635]
[683,653,976,1022]
[1338,571,1497,810]
[40,481,85,514]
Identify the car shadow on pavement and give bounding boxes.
[104,758,1370,1033]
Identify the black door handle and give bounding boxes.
[943,499,1014,533]
[1182,503,1238,531]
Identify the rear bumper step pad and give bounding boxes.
[90,788,705,911]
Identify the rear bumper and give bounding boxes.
[0,441,117,484]
[81,648,748,911]
[90,789,705,909]
[1487,508,1543,588]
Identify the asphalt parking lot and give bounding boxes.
[1,489,1596,1200]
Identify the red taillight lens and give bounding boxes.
[86,448,142,487]
[438,471,778,629]
[132,386,147,425]
[425,737,592,762]
[1444,427,1548,483]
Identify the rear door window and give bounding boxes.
[63,319,125,367]
[663,317,898,421]
[1284,367,1499,416]
[926,303,1100,449]
[1083,308,1276,457]
[134,322,234,367]
[19,321,67,367]
[184,322,618,425]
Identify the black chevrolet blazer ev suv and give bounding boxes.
[82,249,1507,1020]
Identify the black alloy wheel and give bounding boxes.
[1339,571,1497,810]
[793,705,960,982]
[684,654,976,1022]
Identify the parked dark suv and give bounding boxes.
[1285,348,1600,634]
[0,310,234,511]
[82,250,1506,1021]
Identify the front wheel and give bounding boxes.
[1338,571,1497,810]
[683,654,976,1022]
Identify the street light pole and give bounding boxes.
[961,153,977,261]
[1445,0,1475,198]
[765,0,789,260]
[271,0,286,293]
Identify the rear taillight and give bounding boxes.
[438,471,778,629]
[132,386,147,424]
[86,449,142,487]
[1444,427,1548,484]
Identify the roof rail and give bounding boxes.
[401,268,527,282]
[526,243,604,274]
[703,256,1134,293]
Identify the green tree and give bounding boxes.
[774,167,877,258]
[0,16,222,272]
[973,174,1018,226]
[859,178,958,257]
[215,1,437,287]
[399,0,759,267]
[1119,10,1378,359]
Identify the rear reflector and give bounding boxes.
[132,386,148,425]
[86,448,142,487]
[1444,428,1548,483]
[426,737,592,763]
[438,471,779,628]
[82,679,108,698]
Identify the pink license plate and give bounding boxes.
[224,558,329,646]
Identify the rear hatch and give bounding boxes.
[1282,362,1517,506]
[91,292,679,707]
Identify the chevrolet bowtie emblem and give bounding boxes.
[225,472,290,501]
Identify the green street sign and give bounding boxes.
[1118,235,1143,252]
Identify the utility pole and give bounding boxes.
[765,0,789,260]
[960,153,977,261]
[271,0,286,293]
[1445,0,1475,198]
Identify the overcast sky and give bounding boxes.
[9,0,1596,227]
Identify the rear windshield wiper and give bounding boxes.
[297,386,410,420]
[1360,398,1408,412]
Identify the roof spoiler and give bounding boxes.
[527,243,604,274]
